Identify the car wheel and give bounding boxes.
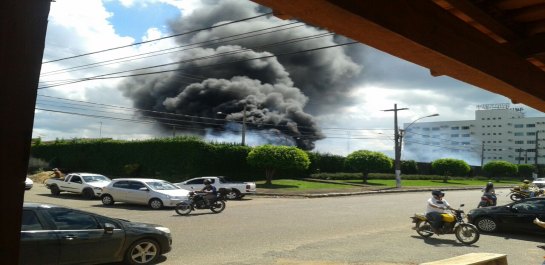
[123,238,160,265]
[476,217,498,233]
[226,189,241,200]
[50,185,60,196]
[101,194,114,205]
[82,188,94,200]
[149,199,163,210]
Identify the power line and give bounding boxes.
[39,32,341,88]
[36,94,394,134]
[41,21,304,77]
[42,12,273,64]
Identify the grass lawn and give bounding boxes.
[256,179,361,190]
[256,178,521,190]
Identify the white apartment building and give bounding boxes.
[402,103,545,166]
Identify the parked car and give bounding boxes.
[20,202,172,265]
[533,178,545,188]
[101,178,190,209]
[467,197,545,234]
[44,173,111,199]
[24,177,33,190]
[175,176,256,199]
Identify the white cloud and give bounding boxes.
[34,0,545,164]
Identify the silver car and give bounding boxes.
[100,178,190,209]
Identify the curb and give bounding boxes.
[251,186,514,198]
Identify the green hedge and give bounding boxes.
[309,172,491,181]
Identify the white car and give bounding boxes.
[533,178,545,188]
[24,177,33,190]
[100,178,190,209]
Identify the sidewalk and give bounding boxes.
[253,178,513,198]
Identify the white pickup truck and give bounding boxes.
[45,173,112,199]
[175,176,256,200]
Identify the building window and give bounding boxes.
[423,128,430,131]
[451,126,459,130]
[528,140,536,144]
[514,132,524,136]
[432,127,440,131]
[514,124,523,128]
[527,132,536,136]
[462,126,469,130]
[451,134,459,137]
[462,134,470,137]
[515,141,524,144]
[527,149,536,152]
[527,124,536,128]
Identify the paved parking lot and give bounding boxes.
[24,184,545,265]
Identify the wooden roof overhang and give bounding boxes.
[252,0,545,111]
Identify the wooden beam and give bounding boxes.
[513,33,545,57]
[252,0,545,112]
[436,0,521,42]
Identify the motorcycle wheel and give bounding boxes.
[510,194,523,201]
[415,220,433,238]
[210,200,226,213]
[175,202,192,216]
[454,224,480,245]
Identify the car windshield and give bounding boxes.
[145,181,179,190]
[83,175,110,182]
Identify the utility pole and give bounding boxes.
[534,131,539,167]
[533,130,539,179]
[241,104,247,146]
[481,142,485,167]
[518,148,522,164]
[382,104,408,188]
[525,150,528,164]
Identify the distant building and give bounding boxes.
[403,103,545,166]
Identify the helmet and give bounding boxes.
[431,190,444,197]
[486,182,494,188]
[523,179,530,184]
[204,179,211,185]
[53,168,58,171]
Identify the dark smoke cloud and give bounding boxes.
[119,0,364,150]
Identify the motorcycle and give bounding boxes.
[477,194,496,208]
[174,188,229,216]
[410,204,480,245]
[507,186,543,201]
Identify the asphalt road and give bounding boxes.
[24,184,544,265]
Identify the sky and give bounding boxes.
[35,0,545,163]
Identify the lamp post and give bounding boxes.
[384,107,438,188]
[396,113,439,187]
[217,106,247,146]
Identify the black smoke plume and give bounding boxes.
[119,0,363,150]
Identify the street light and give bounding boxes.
[394,113,439,188]
[399,113,439,156]
[217,106,247,146]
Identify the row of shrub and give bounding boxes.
[309,172,496,181]
[31,137,542,182]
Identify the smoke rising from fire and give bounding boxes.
[119,0,363,150]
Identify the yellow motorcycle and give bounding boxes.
[411,204,480,245]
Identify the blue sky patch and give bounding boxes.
[105,1,180,40]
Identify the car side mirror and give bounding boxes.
[104,223,115,234]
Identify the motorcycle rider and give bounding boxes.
[482,182,497,206]
[426,190,454,234]
[198,179,217,206]
[520,179,534,197]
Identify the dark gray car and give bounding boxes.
[20,202,172,265]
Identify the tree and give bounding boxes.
[401,160,418,174]
[431,158,470,183]
[483,160,517,182]
[517,164,536,180]
[247,145,310,185]
[345,150,392,184]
